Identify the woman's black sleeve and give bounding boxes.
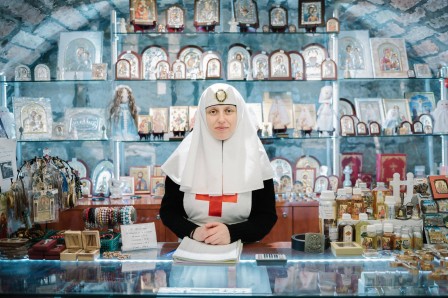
[226,179,277,243]
[159,176,198,239]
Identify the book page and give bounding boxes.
[172,237,242,263]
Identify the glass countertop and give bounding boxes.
[0,242,445,297]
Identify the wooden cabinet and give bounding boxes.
[48,200,318,243]
[262,201,319,243]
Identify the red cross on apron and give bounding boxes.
[195,194,238,217]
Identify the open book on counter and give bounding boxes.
[172,237,243,264]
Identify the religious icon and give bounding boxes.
[130,0,157,27]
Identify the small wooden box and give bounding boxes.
[60,231,83,261]
[77,230,100,261]
[331,241,363,257]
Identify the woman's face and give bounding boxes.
[121,88,130,104]
[205,104,237,140]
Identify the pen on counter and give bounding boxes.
[164,249,176,257]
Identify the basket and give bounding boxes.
[100,232,121,253]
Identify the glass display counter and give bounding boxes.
[0,242,445,297]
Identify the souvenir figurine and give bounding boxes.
[315,85,334,136]
[432,100,448,133]
[383,105,401,134]
[343,165,352,187]
[109,85,139,141]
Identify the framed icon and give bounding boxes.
[130,0,157,26]
[118,50,141,80]
[172,60,187,80]
[252,51,269,80]
[34,64,50,81]
[429,176,448,200]
[356,122,369,136]
[156,60,170,80]
[141,45,169,80]
[404,91,436,121]
[370,38,409,78]
[326,17,339,33]
[354,97,385,125]
[91,63,107,80]
[412,121,424,134]
[302,43,327,80]
[268,50,291,80]
[115,59,131,80]
[194,0,220,27]
[321,58,337,80]
[57,31,103,80]
[269,6,288,30]
[314,175,329,194]
[120,176,135,196]
[340,115,355,136]
[234,0,259,28]
[129,166,151,194]
[166,4,185,31]
[369,121,381,136]
[289,51,306,80]
[298,0,325,28]
[414,63,432,78]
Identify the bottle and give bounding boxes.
[359,183,374,220]
[351,188,364,220]
[385,196,396,220]
[319,190,336,238]
[375,223,383,251]
[372,182,391,219]
[355,213,369,245]
[401,227,412,251]
[393,226,402,251]
[413,226,423,250]
[336,188,351,221]
[362,225,376,250]
[329,223,339,242]
[338,213,355,242]
[381,223,395,250]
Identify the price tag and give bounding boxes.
[120,222,157,251]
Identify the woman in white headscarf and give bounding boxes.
[160,83,277,245]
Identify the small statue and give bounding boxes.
[81,181,91,198]
[343,165,352,187]
[383,105,402,134]
[432,100,448,133]
[228,17,238,32]
[315,85,334,137]
[119,18,127,33]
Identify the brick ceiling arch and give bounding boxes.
[0,0,446,80]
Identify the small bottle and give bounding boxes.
[381,223,395,250]
[338,213,355,242]
[319,190,336,238]
[329,223,339,242]
[351,188,364,220]
[359,183,374,220]
[385,196,396,220]
[375,223,383,251]
[336,188,351,221]
[372,182,391,219]
[401,227,412,251]
[393,226,402,250]
[355,213,369,245]
[362,225,376,250]
[413,226,423,250]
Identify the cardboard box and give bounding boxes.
[60,231,83,261]
[77,230,100,261]
[331,242,363,257]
